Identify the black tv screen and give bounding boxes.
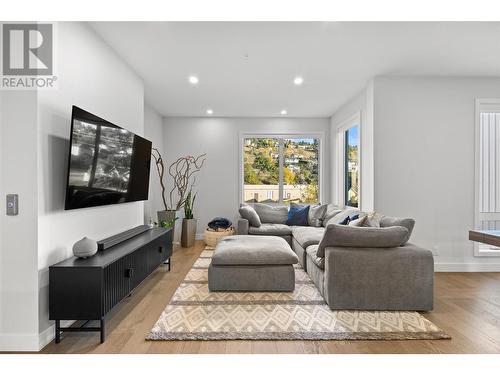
[65,106,152,210]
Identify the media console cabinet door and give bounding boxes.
[147,236,170,272]
[49,267,103,320]
[103,255,133,315]
[130,246,150,290]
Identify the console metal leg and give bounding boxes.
[56,319,105,344]
[164,257,171,271]
[55,320,61,344]
[100,318,105,343]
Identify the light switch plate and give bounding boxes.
[6,194,18,215]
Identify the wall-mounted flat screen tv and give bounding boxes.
[65,106,152,210]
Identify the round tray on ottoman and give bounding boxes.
[204,227,235,249]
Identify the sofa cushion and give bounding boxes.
[212,235,298,266]
[380,216,415,245]
[317,224,409,257]
[248,223,292,236]
[254,203,288,224]
[239,203,261,227]
[285,204,309,226]
[291,226,325,248]
[323,208,360,227]
[306,244,325,269]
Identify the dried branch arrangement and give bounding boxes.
[168,153,207,210]
[152,150,207,211]
[151,148,168,210]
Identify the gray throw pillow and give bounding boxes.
[317,224,409,257]
[380,216,415,245]
[239,204,261,227]
[291,202,327,227]
[254,203,288,224]
[322,204,342,224]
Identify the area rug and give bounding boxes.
[147,248,450,341]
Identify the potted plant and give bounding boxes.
[181,190,197,248]
[151,149,206,244]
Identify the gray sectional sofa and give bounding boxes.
[237,203,434,311]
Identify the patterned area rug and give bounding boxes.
[147,248,450,340]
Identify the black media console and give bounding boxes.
[49,226,173,344]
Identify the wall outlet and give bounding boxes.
[432,245,439,256]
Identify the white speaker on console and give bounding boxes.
[73,237,98,258]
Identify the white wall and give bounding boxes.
[163,117,331,237]
[36,22,145,348]
[0,91,40,351]
[330,81,374,211]
[373,76,500,271]
[144,104,165,223]
[0,92,2,343]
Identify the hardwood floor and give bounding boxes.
[40,240,500,354]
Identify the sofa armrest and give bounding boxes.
[323,243,434,311]
[237,218,249,235]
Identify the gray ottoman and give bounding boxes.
[208,235,299,292]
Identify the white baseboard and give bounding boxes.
[38,325,55,350]
[38,320,75,351]
[435,263,500,272]
[0,333,40,352]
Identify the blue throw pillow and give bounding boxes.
[339,216,350,225]
[286,205,310,226]
[339,214,359,225]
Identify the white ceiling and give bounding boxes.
[90,22,500,118]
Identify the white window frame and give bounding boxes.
[336,112,361,209]
[239,132,324,205]
[474,98,500,257]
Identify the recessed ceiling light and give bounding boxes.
[293,76,304,86]
[281,109,287,115]
[188,76,199,85]
[206,109,213,115]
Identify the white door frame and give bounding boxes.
[474,98,500,257]
[335,112,361,209]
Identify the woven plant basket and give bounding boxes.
[204,227,235,249]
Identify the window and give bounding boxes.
[475,99,500,256]
[242,136,320,204]
[336,113,361,208]
[345,126,360,207]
